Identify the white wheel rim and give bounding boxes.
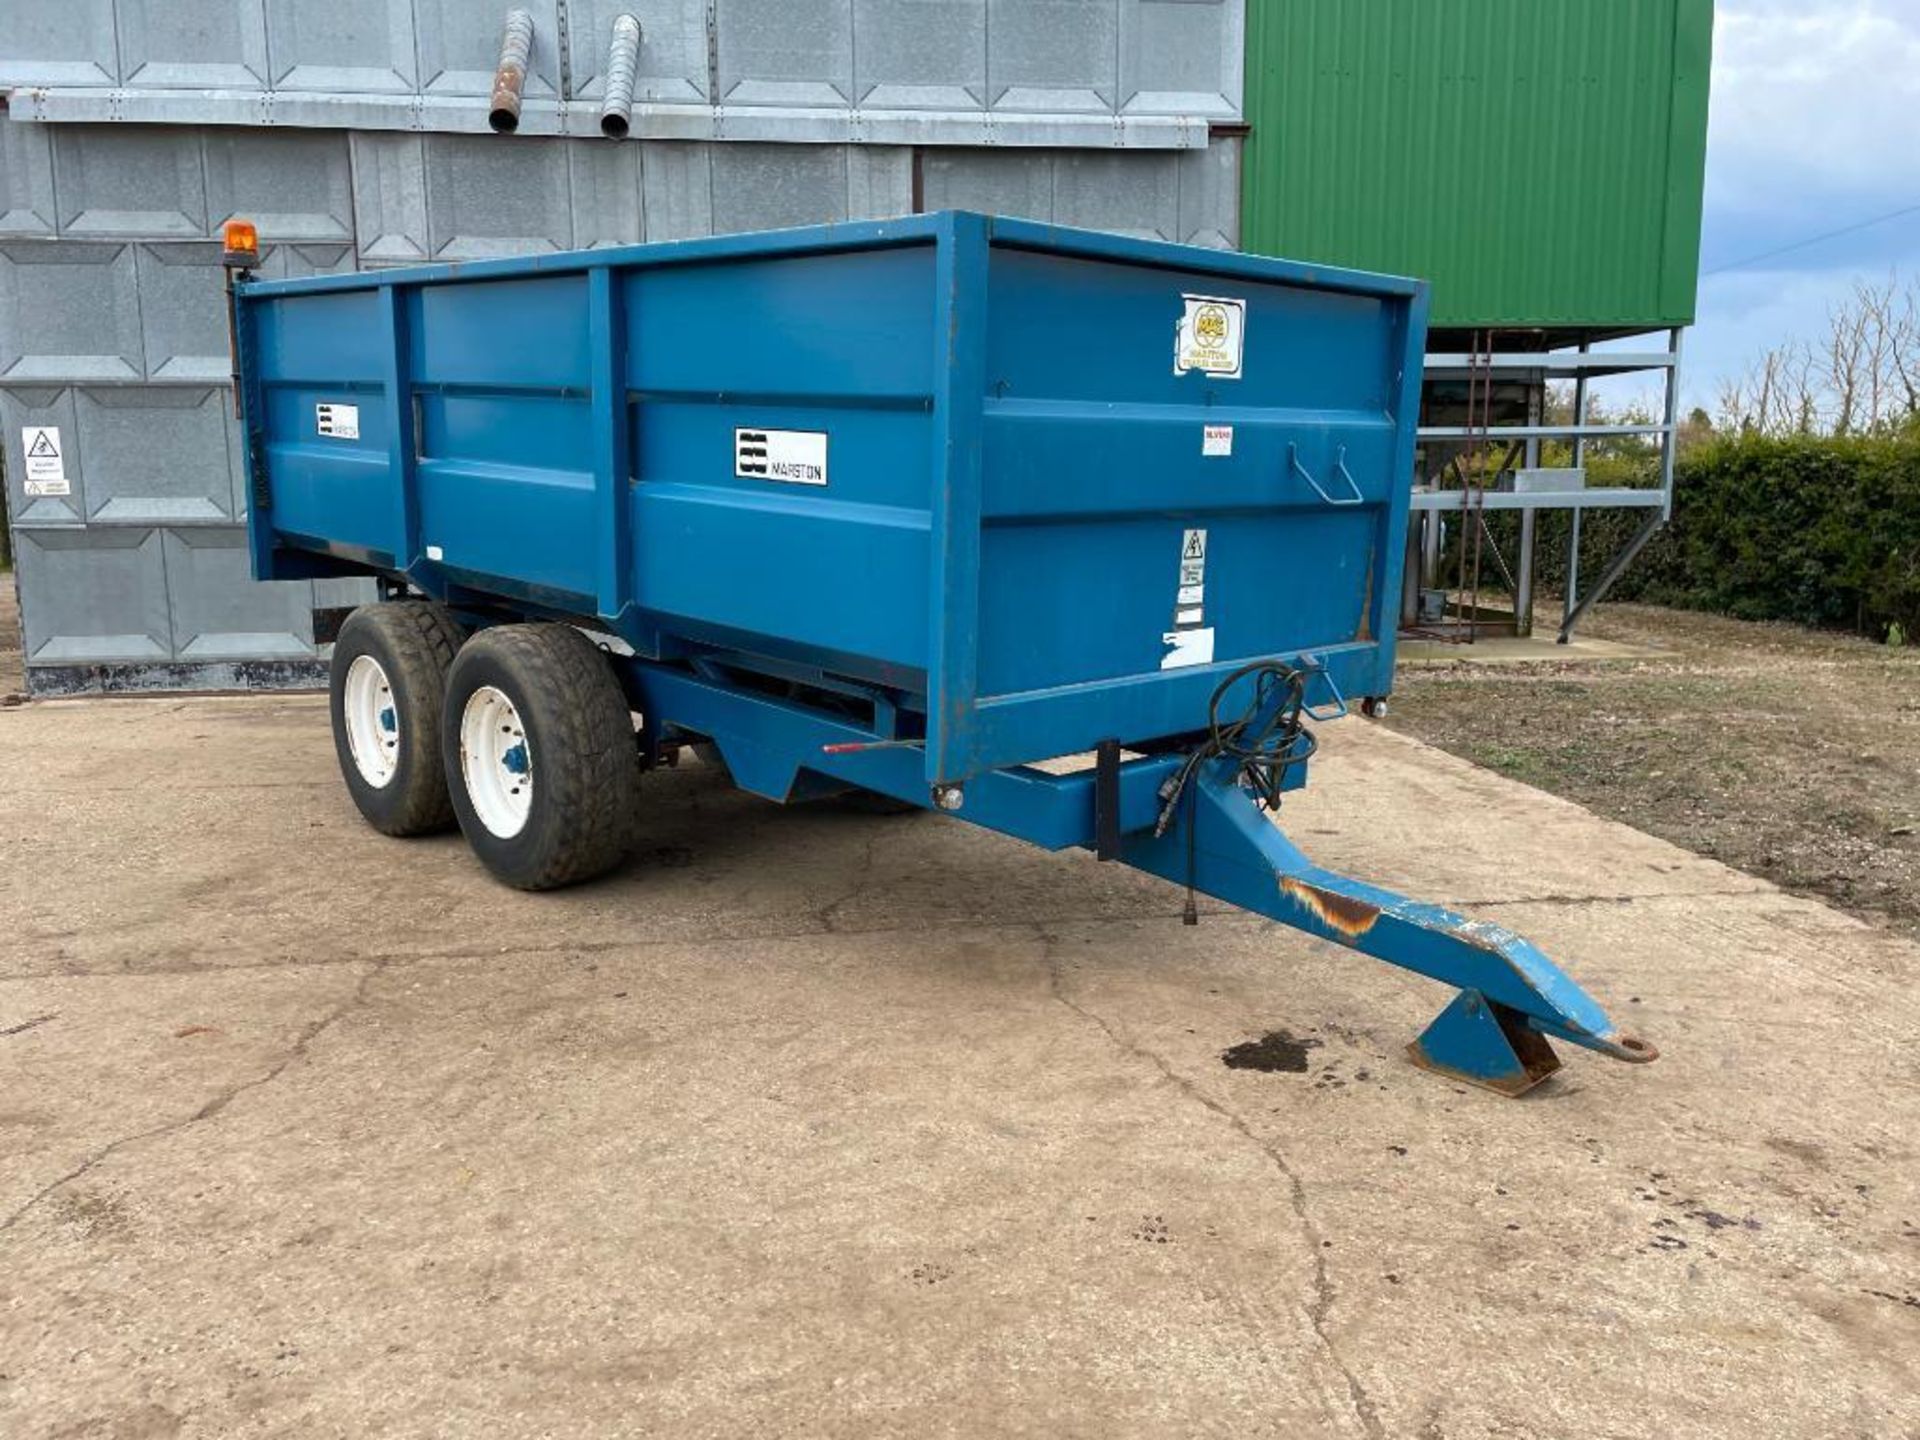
[460,685,533,839]
[342,654,402,789]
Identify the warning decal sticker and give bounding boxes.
[21,426,68,497]
[1173,294,1246,380]
[735,428,828,486]
[316,402,360,439]
[1162,527,1213,669]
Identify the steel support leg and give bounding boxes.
[1122,764,1656,1094]
[1515,507,1537,636]
[1558,509,1664,643]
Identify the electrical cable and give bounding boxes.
[1700,200,1920,277]
[1151,660,1320,924]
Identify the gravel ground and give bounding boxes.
[0,574,21,698]
[1388,602,1920,940]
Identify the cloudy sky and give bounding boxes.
[1688,0,1920,407]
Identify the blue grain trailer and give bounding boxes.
[227,212,1654,1095]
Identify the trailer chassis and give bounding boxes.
[625,653,1657,1097]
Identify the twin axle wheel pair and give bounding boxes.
[329,602,639,890]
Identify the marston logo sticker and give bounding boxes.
[1174,294,1246,379]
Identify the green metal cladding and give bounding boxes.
[1240,0,1713,331]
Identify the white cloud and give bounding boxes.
[1688,2,1920,395]
[1708,2,1920,210]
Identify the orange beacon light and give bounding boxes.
[222,218,259,269]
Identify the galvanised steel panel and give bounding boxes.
[848,148,913,222]
[0,0,117,87]
[0,241,143,381]
[987,0,1117,113]
[918,149,1054,224]
[916,144,1240,248]
[135,245,234,381]
[1053,150,1180,241]
[164,528,317,659]
[276,243,359,280]
[1120,0,1240,116]
[3,0,1242,141]
[1175,135,1239,249]
[853,0,987,110]
[349,133,431,263]
[204,130,355,241]
[76,387,235,525]
[417,0,562,96]
[265,0,418,93]
[669,142,915,231]
[639,141,715,240]
[0,386,85,528]
[566,0,709,102]
[716,0,854,107]
[117,0,271,89]
[13,526,173,664]
[1240,0,1712,329]
[568,144,645,249]
[52,128,208,238]
[424,136,575,257]
[314,578,378,610]
[0,122,57,236]
[708,145,851,232]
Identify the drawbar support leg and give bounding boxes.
[1407,988,1564,1096]
[1122,763,1657,1095]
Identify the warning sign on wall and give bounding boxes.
[21,426,69,497]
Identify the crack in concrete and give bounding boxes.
[1035,927,1385,1440]
[1,1012,58,1037]
[0,905,1243,983]
[0,961,385,1237]
[0,884,1773,988]
[1453,886,1766,908]
[818,831,884,934]
[20,780,337,795]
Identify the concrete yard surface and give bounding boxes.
[2,694,1917,1439]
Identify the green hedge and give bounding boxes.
[1627,434,1920,640]
[1481,434,1919,641]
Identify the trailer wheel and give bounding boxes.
[442,624,638,890]
[329,601,465,836]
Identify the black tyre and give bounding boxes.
[329,601,464,836]
[441,624,638,890]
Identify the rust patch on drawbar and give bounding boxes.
[1280,877,1381,938]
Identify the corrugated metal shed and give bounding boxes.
[1240,0,1712,332]
[2,0,1245,695]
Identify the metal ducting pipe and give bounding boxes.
[488,9,534,133]
[599,14,642,139]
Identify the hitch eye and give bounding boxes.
[222,218,259,268]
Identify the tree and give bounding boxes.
[1718,272,1920,437]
